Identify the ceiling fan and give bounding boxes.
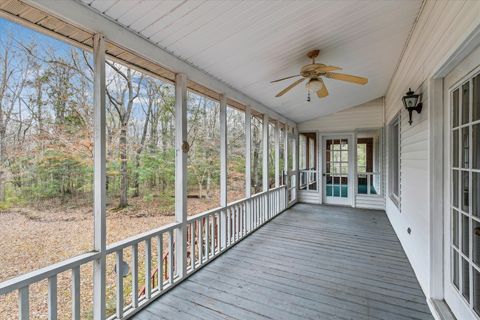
[271,50,368,100]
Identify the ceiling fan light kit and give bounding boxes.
[271,49,368,101]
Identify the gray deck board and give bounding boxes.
[133,203,433,320]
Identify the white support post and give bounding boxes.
[245,107,252,231]
[175,73,188,279]
[293,128,298,202]
[92,33,106,320]
[219,95,227,248]
[262,114,269,218]
[284,125,289,205]
[274,120,280,188]
[352,131,358,208]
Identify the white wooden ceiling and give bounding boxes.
[79,0,422,123]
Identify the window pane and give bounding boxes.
[299,134,307,170]
[474,267,480,316]
[390,119,400,199]
[453,129,459,167]
[474,172,480,218]
[462,127,469,168]
[251,115,263,194]
[453,250,459,289]
[462,171,469,212]
[357,143,366,172]
[462,257,470,300]
[474,75,480,122]
[462,82,470,125]
[333,163,340,174]
[462,214,470,256]
[453,170,459,208]
[453,209,459,248]
[326,174,332,196]
[309,138,315,168]
[473,219,480,267]
[453,88,459,128]
[473,123,480,170]
[187,92,220,213]
[227,106,245,203]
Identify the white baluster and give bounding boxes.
[48,275,57,320]
[115,251,123,318]
[71,267,80,320]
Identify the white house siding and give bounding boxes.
[384,0,480,300]
[298,98,384,132]
[386,80,430,295]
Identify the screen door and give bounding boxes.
[323,136,351,205]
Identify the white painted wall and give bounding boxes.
[384,0,480,308]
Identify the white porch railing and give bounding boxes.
[0,185,287,320]
[357,172,380,195]
[299,169,317,190]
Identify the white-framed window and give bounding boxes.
[388,114,401,207]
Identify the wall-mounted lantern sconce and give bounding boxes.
[402,88,423,125]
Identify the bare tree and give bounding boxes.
[105,62,143,208]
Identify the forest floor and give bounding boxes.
[0,192,241,320]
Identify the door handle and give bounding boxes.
[475,227,480,236]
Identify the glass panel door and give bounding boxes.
[323,136,351,205]
[448,73,480,319]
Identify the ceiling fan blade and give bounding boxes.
[271,75,301,83]
[326,72,368,85]
[275,78,306,97]
[315,65,342,72]
[317,80,329,98]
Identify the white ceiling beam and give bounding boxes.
[26,0,296,128]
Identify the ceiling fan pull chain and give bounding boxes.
[307,90,311,102]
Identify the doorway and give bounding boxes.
[322,135,353,205]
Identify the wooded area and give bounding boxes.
[0,18,289,319]
[0,23,278,217]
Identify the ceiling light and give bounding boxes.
[306,78,323,91]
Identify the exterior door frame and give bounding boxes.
[428,23,480,319]
[320,133,355,206]
[442,62,480,320]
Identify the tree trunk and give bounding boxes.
[0,110,6,202]
[133,100,151,197]
[119,124,128,208]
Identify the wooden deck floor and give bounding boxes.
[133,203,433,320]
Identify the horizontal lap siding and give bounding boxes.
[384,0,480,297]
[298,192,321,204]
[355,195,385,210]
